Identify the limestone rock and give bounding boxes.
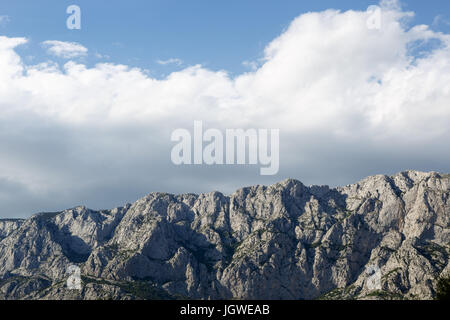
[0,171,448,300]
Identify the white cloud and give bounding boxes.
[95,52,110,59]
[433,15,450,27]
[42,40,88,59]
[156,58,183,66]
[242,60,259,71]
[0,1,450,217]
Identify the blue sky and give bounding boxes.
[1,0,449,76]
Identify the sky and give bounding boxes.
[0,0,450,218]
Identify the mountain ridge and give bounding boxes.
[0,170,448,300]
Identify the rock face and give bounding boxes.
[0,171,448,300]
[0,219,23,241]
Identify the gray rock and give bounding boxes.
[0,171,448,300]
[0,219,23,241]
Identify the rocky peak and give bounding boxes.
[0,170,448,300]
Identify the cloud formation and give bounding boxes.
[433,15,450,27]
[0,1,449,217]
[156,58,183,66]
[42,40,88,59]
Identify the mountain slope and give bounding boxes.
[0,171,448,300]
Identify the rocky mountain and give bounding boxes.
[0,171,448,300]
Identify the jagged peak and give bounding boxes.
[392,170,444,181]
[344,170,445,188]
[21,171,448,220]
[278,178,304,186]
[0,170,448,300]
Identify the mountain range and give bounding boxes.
[0,170,448,300]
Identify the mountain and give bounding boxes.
[0,171,448,300]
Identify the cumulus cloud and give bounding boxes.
[0,1,450,217]
[42,40,88,59]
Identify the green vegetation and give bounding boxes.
[81,276,175,300]
[0,275,53,298]
[417,242,448,269]
[81,276,110,286]
[317,284,356,300]
[117,248,139,262]
[381,267,401,280]
[317,288,343,300]
[0,275,29,287]
[118,280,174,300]
[436,274,450,300]
[365,290,405,300]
